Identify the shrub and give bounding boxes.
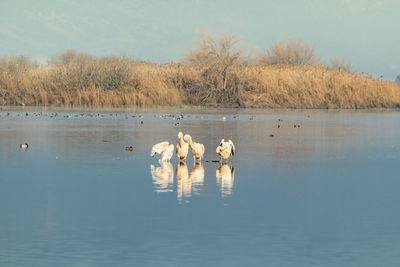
[258,38,320,66]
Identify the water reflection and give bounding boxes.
[216,164,235,197]
[151,162,206,201]
[150,162,174,193]
[150,161,232,200]
[176,162,206,201]
[189,163,204,196]
[176,162,190,201]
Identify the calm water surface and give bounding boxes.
[0,108,400,266]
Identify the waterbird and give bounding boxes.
[176,132,189,161]
[150,141,174,162]
[20,143,29,149]
[125,146,134,151]
[184,134,205,162]
[216,139,235,162]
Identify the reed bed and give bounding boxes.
[1,50,399,108]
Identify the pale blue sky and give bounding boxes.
[0,0,399,80]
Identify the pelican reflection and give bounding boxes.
[150,162,174,193]
[216,163,235,197]
[176,162,190,200]
[189,162,204,195]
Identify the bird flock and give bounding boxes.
[151,132,235,163]
[150,132,236,200]
[2,110,239,199]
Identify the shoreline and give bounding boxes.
[2,105,400,116]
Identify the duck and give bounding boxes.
[176,132,189,161]
[216,139,235,162]
[150,141,174,162]
[20,143,29,149]
[125,146,134,151]
[184,134,205,161]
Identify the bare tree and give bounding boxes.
[186,31,242,67]
[395,74,400,85]
[330,56,352,71]
[259,38,320,65]
[186,31,244,105]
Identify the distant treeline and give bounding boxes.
[1,32,400,108]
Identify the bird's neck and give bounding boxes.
[179,138,185,146]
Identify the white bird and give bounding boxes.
[216,139,235,162]
[184,134,205,162]
[150,141,174,162]
[176,132,189,161]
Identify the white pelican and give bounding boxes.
[216,139,235,162]
[176,132,189,161]
[216,163,235,197]
[150,141,174,162]
[184,134,205,161]
[150,162,174,193]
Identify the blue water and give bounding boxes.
[1,108,400,266]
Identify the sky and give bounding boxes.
[0,0,399,80]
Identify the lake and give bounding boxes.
[1,107,400,266]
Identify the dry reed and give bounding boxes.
[1,40,400,109]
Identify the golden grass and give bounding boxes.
[228,65,400,108]
[1,51,399,108]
